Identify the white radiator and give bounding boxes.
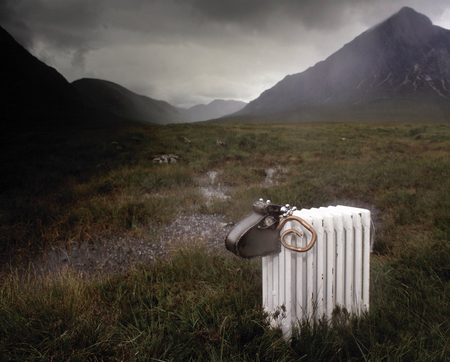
[262,206,371,338]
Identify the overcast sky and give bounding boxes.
[2,0,450,108]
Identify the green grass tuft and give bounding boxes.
[1,121,450,360]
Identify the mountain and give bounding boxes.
[234,7,450,122]
[0,23,242,128]
[179,99,247,121]
[72,78,186,125]
[0,23,186,128]
[1,26,151,130]
[0,25,83,128]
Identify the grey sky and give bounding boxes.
[2,0,450,107]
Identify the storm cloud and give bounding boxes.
[2,0,450,107]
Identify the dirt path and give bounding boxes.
[27,213,233,278]
[18,169,243,278]
[9,167,380,278]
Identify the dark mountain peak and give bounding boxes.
[374,6,433,38]
[394,6,431,22]
[72,77,185,125]
[1,26,186,128]
[236,7,450,122]
[1,25,66,86]
[1,25,83,127]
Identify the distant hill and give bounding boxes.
[0,25,84,129]
[179,99,247,121]
[0,26,152,130]
[0,24,244,128]
[0,25,187,129]
[233,7,450,123]
[72,78,186,125]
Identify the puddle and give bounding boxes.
[26,236,166,278]
[12,167,293,278]
[264,166,288,186]
[207,170,219,185]
[198,167,289,206]
[199,187,230,206]
[198,170,230,206]
[160,213,233,252]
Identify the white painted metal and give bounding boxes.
[262,206,371,338]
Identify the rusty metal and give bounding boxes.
[276,215,317,252]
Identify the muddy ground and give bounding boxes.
[15,167,380,278]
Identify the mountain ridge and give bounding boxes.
[0,25,83,127]
[72,78,186,125]
[3,6,450,127]
[179,99,247,121]
[0,25,155,130]
[1,24,247,128]
[234,7,450,121]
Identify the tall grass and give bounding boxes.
[1,121,450,360]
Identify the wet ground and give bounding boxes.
[11,167,380,278]
[28,213,233,278]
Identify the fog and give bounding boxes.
[2,0,450,107]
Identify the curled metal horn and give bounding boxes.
[276,215,317,253]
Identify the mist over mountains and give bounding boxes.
[233,7,450,122]
[2,6,450,127]
[72,79,248,124]
[72,78,186,125]
[1,25,83,127]
[179,100,247,122]
[0,25,245,129]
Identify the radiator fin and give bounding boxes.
[262,206,371,338]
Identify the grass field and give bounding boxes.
[1,121,450,360]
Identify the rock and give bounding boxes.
[110,141,122,150]
[152,154,180,163]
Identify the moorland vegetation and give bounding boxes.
[1,121,450,360]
